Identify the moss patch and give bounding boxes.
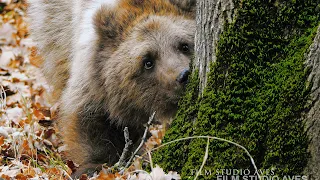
[153,0,319,178]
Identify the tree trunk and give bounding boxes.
[154,1,320,179]
[194,0,236,93]
[195,4,320,178]
[304,25,320,179]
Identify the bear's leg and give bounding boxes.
[60,108,143,176]
[58,112,97,173]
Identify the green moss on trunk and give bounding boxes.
[153,0,319,178]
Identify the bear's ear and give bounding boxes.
[169,0,197,13]
[94,5,123,43]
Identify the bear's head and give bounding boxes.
[94,0,195,125]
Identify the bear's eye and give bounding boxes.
[143,58,154,70]
[179,43,189,53]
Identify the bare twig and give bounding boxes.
[194,138,210,180]
[150,136,261,180]
[147,150,153,170]
[118,127,133,167]
[0,85,6,111]
[121,112,156,173]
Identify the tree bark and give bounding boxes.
[304,25,320,179]
[193,0,236,92]
[194,0,237,93]
[194,0,320,178]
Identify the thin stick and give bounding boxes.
[0,85,6,111]
[123,112,156,171]
[150,136,261,180]
[147,150,154,171]
[194,137,209,180]
[118,127,133,167]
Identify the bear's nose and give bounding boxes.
[176,68,190,84]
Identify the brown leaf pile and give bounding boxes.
[0,0,72,179]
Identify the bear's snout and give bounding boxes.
[176,68,190,85]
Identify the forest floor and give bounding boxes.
[0,1,178,179]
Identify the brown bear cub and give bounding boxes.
[28,0,196,176]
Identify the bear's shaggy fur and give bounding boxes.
[28,0,196,175]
